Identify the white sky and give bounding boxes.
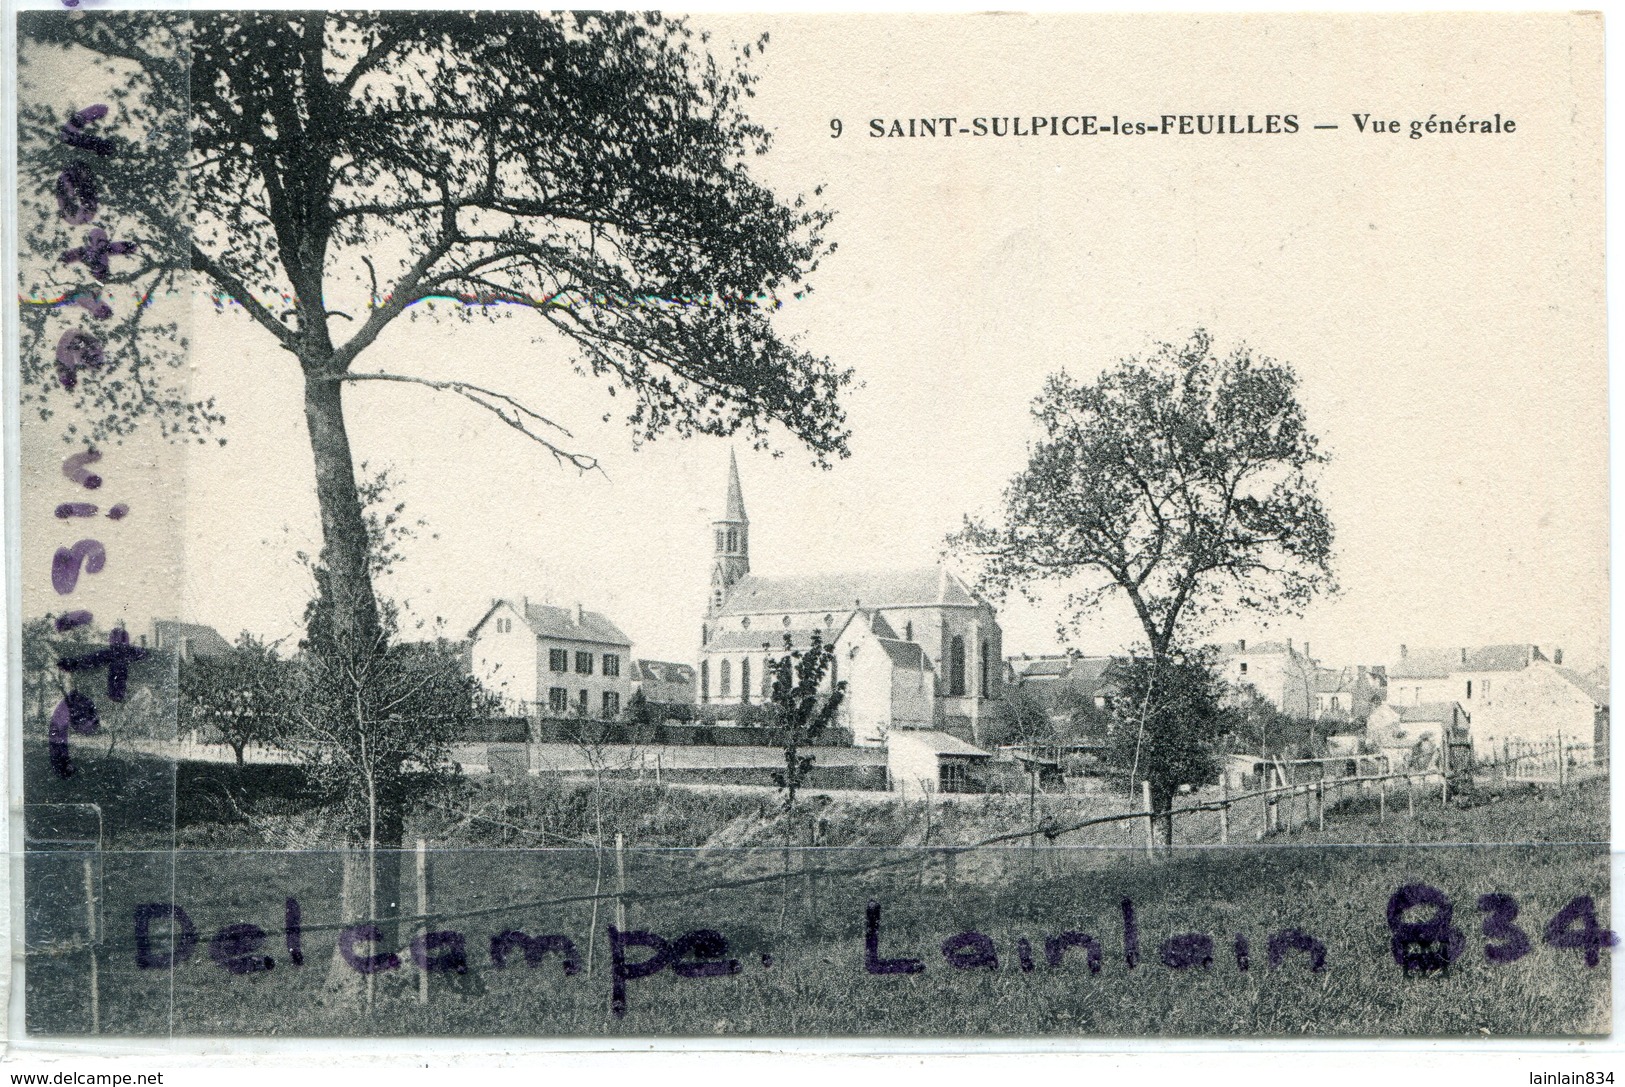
[21,13,1608,675]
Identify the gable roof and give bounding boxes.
[1553,665,1609,707]
[1397,701,1463,724]
[715,567,980,616]
[472,599,630,647]
[151,619,233,658]
[634,659,696,684]
[890,729,991,757]
[1390,644,1542,679]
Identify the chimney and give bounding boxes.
[1357,665,1368,680]
[1287,638,1294,653]
[1304,642,1311,662]
[1238,638,1246,651]
[1400,644,1408,659]
[1554,647,1564,665]
[1461,647,1468,664]
[575,602,585,625]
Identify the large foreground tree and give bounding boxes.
[951,331,1335,832]
[22,12,850,970]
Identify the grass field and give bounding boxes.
[24,769,1610,1037]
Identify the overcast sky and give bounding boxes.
[23,14,1606,674]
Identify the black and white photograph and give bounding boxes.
[7,7,1610,1047]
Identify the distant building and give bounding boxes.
[470,599,632,719]
[886,729,992,796]
[1366,701,1470,770]
[698,451,1003,744]
[146,619,232,660]
[631,659,696,706]
[1214,639,1314,717]
[1312,665,1383,725]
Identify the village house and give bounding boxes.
[698,451,1004,745]
[1214,638,1315,717]
[1311,665,1383,725]
[1366,700,1470,770]
[469,599,633,720]
[1372,644,1606,758]
[145,619,233,659]
[630,659,696,707]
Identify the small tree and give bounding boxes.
[1105,653,1227,846]
[765,630,846,812]
[983,683,1054,749]
[178,633,289,765]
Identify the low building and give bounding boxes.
[146,619,233,660]
[631,659,697,706]
[469,598,632,720]
[1312,665,1383,725]
[1366,701,1469,770]
[886,729,992,797]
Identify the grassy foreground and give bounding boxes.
[25,776,1610,1037]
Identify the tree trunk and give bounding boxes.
[301,372,381,652]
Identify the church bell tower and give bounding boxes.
[708,449,750,615]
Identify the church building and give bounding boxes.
[698,452,1004,746]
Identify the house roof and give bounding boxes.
[634,659,695,685]
[1009,655,1072,679]
[472,600,631,647]
[1553,665,1609,707]
[152,619,233,657]
[1389,644,1541,679]
[891,729,991,758]
[715,567,980,616]
[1215,640,1300,658]
[1397,701,1463,724]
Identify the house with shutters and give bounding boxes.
[469,599,632,720]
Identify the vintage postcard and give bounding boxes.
[6,8,1608,1044]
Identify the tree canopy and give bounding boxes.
[952,330,1335,657]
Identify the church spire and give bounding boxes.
[708,449,750,614]
[725,446,748,522]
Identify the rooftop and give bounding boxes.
[715,567,980,616]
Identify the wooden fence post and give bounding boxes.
[1218,776,1230,845]
[1142,780,1155,859]
[83,854,99,1034]
[614,832,628,932]
[415,839,429,1006]
[1407,775,1415,819]
[944,847,956,905]
[1261,782,1273,837]
[1378,774,1387,824]
[1316,780,1325,831]
[1557,731,1568,792]
[655,752,662,788]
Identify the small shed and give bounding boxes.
[887,729,992,796]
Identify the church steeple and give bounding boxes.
[709,449,750,614]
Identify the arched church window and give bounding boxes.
[727,528,739,551]
[979,639,990,696]
[700,660,710,703]
[701,624,709,646]
[720,658,732,697]
[716,529,726,553]
[949,635,966,697]
[741,658,752,704]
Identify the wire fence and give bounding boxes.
[27,730,1603,1025]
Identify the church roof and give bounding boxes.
[723,448,747,522]
[715,567,980,616]
[877,638,926,669]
